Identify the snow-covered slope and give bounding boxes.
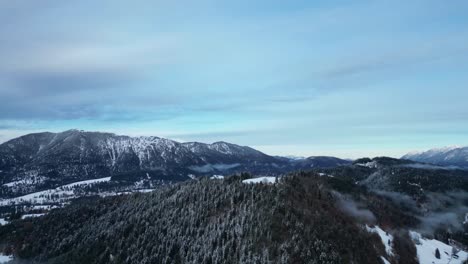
[410,231,468,264]
[367,225,468,264]
[402,146,468,168]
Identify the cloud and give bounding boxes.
[0,35,185,121]
[167,130,260,143]
[0,0,467,157]
[321,45,468,79]
[423,191,468,231]
[334,191,376,223]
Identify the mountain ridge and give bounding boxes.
[402,146,468,168]
[0,130,351,198]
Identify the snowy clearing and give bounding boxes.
[410,231,468,264]
[0,177,111,206]
[242,177,276,184]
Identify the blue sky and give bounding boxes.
[1,0,468,158]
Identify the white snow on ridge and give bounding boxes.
[406,146,461,157]
[380,256,390,264]
[410,231,468,264]
[356,161,378,168]
[3,174,46,188]
[3,180,26,187]
[242,177,276,184]
[21,213,45,219]
[366,225,394,256]
[63,177,111,188]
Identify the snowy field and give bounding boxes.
[0,177,111,206]
[366,225,468,264]
[410,231,468,264]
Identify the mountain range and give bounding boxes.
[402,146,468,168]
[0,130,351,197]
[1,131,468,263]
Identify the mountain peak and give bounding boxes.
[402,145,468,167]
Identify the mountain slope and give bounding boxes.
[402,146,468,168]
[0,130,350,198]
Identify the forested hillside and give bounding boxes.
[1,174,402,264]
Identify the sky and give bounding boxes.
[0,0,468,159]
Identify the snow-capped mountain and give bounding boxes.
[402,146,468,168]
[0,130,350,197]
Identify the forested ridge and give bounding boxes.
[0,174,399,264]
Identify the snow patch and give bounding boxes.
[242,177,276,184]
[380,256,390,264]
[21,213,46,219]
[410,231,468,264]
[356,161,378,168]
[0,254,12,263]
[63,177,111,188]
[318,172,334,178]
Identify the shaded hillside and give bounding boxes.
[1,175,392,264]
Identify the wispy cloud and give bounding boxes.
[1,0,468,157]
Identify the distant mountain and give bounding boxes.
[289,156,352,169]
[402,146,468,168]
[0,130,349,198]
